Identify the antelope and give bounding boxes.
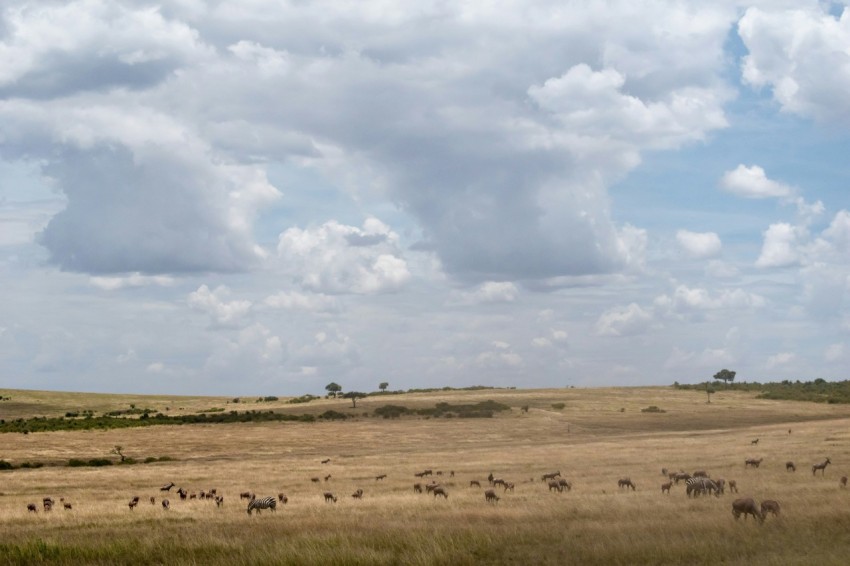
[673,472,691,484]
[661,482,672,494]
[557,479,571,491]
[278,493,288,504]
[470,480,481,488]
[485,489,500,503]
[161,499,170,510]
[178,488,188,500]
[215,496,224,507]
[751,439,759,445]
[352,489,364,499]
[840,476,847,488]
[541,471,561,482]
[432,486,448,499]
[63,503,72,510]
[492,479,506,489]
[693,470,709,478]
[760,500,780,517]
[375,474,387,481]
[311,477,320,483]
[548,480,563,493]
[812,458,831,476]
[745,458,763,468]
[732,498,764,523]
[323,492,337,503]
[27,503,37,513]
[324,475,332,482]
[786,461,796,472]
[618,478,636,491]
[240,492,253,500]
[150,497,156,505]
[160,482,175,492]
[504,481,517,492]
[728,480,738,493]
[425,482,439,493]
[413,483,423,493]
[128,500,138,511]
[321,458,331,464]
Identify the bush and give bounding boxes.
[319,410,349,420]
[551,403,566,410]
[67,459,87,467]
[0,460,14,470]
[18,462,44,469]
[87,458,113,467]
[641,405,666,413]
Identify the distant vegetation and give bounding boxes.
[675,379,850,404]
[374,400,511,419]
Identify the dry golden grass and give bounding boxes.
[2,386,850,565]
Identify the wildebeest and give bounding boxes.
[160,482,175,492]
[27,503,37,513]
[162,499,170,510]
[745,458,763,468]
[548,480,563,493]
[413,483,423,493]
[672,472,691,484]
[786,461,796,472]
[812,458,831,476]
[375,474,387,481]
[714,478,727,494]
[840,476,847,488]
[150,496,156,505]
[352,489,364,499]
[760,500,780,517]
[728,480,738,493]
[541,471,561,482]
[618,478,636,491]
[505,481,517,492]
[432,486,448,499]
[63,502,72,510]
[311,477,320,483]
[324,474,332,482]
[557,479,571,491]
[240,491,254,500]
[215,496,224,507]
[470,480,481,488]
[485,489,500,503]
[732,498,764,522]
[425,482,439,494]
[693,470,709,478]
[323,492,337,503]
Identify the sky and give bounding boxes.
[2,1,850,396]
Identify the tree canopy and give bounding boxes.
[713,369,736,388]
[325,382,342,398]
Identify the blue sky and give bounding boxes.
[2,1,850,395]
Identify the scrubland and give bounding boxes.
[1,386,850,565]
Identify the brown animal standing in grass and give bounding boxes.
[751,439,759,445]
[27,503,37,513]
[673,472,691,484]
[661,482,672,494]
[505,481,517,492]
[324,474,332,482]
[425,482,439,493]
[714,478,726,494]
[215,496,224,507]
[375,474,387,481]
[548,480,563,493]
[150,497,156,505]
[813,458,831,476]
[321,458,331,464]
[311,477,320,483]
[618,478,635,491]
[413,483,423,493]
[323,492,337,503]
[557,479,571,491]
[693,470,709,478]
[432,486,448,499]
[745,458,763,468]
[160,482,175,492]
[485,489,500,503]
[470,480,481,488]
[732,498,764,523]
[728,480,738,493]
[352,489,363,499]
[162,499,170,510]
[786,461,796,472]
[840,476,847,488]
[541,471,560,482]
[240,492,253,500]
[128,500,138,511]
[278,493,288,503]
[63,502,72,510]
[760,500,780,517]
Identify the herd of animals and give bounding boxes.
[20,452,846,523]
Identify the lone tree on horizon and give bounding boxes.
[713,369,736,389]
[379,382,389,393]
[343,391,367,408]
[325,382,342,398]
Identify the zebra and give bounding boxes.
[247,496,277,515]
[686,477,720,497]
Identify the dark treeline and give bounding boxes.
[674,379,850,404]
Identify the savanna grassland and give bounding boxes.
[2,386,850,565]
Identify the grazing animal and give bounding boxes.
[414,471,427,478]
[247,496,277,514]
[432,486,448,499]
[745,458,763,468]
[813,458,831,476]
[541,471,561,482]
[686,477,720,498]
[375,474,387,481]
[673,472,691,484]
[240,492,253,500]
[485,489,500,503]
[728,480,738,493]
[160,482,175,492]
[492,479,506,489]
[128,500,138,511]
[215,496,224,507]
[422,469,433,477]
[278,493,288,504]
[661,468,668,476]
[150,497,156,505]
[505,481,517,492]
[732,498,763,522]
[189,494,197,500]
[450,471,455,477]
[436,471,443,476]
[425,482,439,494]
[323,492,338,503]
[840,476,847,488]
[352,489,363,499]
[321,458,331,464]
[693,470,709,478]
[488,472,494,484]
[714,478,727,495]
[27,503,37,513]
[661,482,672,494]
[324,475,332,482]
[618,478,636,491]
[311,477,320,483]
[548,480,563,493]
[177,488,188,500]
[557,479,571,491]
[43,497,54,511]
[751,439,759,445]
[162,499,170,510]
[470,480,481,488]
[413,483,423,493]
[786,461,796,472]
[63,503,72,510]
[761,500,780,517]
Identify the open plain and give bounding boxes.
[2,386,850,565]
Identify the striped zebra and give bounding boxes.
[247,496,277,515]
[686,477,720,498]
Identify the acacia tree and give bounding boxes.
[379,382,389,393]
[713,369,736,389]
[325,382,342,398]
[343,391,367,408]
[110,445,126,463]
[706,385,715,404]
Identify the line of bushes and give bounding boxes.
[674,379,850,404]
[1,456,174,471]
[373,400,511,419]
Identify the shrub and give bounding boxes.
[0,460,14,470]
[18,462,44,469]
[641,405,666,413]
[67,459,87,467]
[551,403,566,410]
[319,410,349,420]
